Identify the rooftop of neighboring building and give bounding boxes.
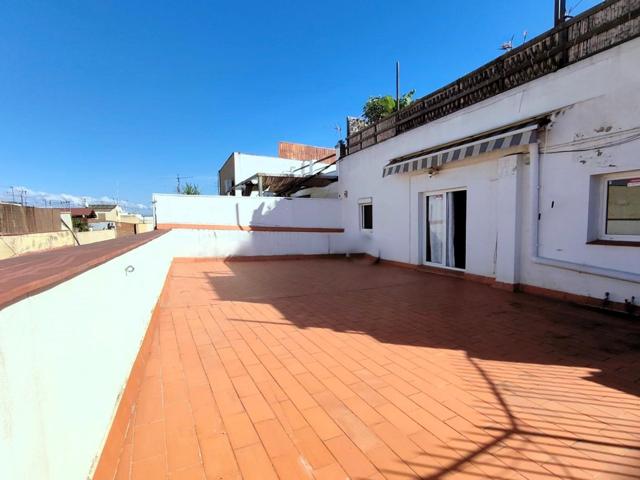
[89,204,120,212]
[278,141,336,164]
[69,208,96,218]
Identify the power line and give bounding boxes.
[567,0,586,16]
[541,128,640,154]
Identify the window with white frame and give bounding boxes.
[602,173,640,239]
[358,198,373,230]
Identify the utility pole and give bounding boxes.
[10,186,15,203]
[176,174,193,194]
[395,61,400,112]
[554,0,566,26]
[555,0,568,67]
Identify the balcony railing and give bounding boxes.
[346,0,640,155]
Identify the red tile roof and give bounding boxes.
[69,208,96,218]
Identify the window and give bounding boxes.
[424,190,467,269]
[604,176,640,238]
[359,198,373,230]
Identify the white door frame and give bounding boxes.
[422,188,467,270]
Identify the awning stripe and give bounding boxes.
[382,124,538,177]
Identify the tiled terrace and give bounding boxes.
[113,258,640,480]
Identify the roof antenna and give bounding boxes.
[395,61,400,112]
[500,34,515,52]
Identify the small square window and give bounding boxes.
[605,177,640,236]
[360,203,373,230]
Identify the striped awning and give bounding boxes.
[382,123,538,177]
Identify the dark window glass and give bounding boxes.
[362,204,373,229]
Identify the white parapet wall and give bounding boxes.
[0,234,175,480]
[167,229,344,258]
[154,193,342,229]
[153,194,348,257]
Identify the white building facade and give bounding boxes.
[337,33,640,305]
[218,152,337,197]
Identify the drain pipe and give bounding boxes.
[529,142,640,283]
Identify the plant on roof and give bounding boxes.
[362,89,416,124]
[181,183,201,195]
[72,218,90,232]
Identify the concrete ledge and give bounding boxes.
[91,264,173,480]
[0,230,167,310]
[157,223,344,233]
[173,253,353,263]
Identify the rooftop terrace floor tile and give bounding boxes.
[114,258,640,479]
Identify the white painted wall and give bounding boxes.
[168,229,344,258]
[154,194,342,229]
[153,194,347,257]
[338,37,640,302]
[0,234,175,480]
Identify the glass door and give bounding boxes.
[424,190,467,269]
[425,194,445,265]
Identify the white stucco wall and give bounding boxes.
[168,229,344,257]
[338,37,640,302]
[0,234,175,480]
[154,194,347,257]
[154,194,342,229]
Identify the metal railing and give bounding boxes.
[346,0,640,155]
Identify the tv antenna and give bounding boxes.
[500,34,515,52]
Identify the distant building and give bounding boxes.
[218,141,338,197]
[69,208,96,231]
[89,204,123,222]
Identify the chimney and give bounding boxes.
[554,0,567,26]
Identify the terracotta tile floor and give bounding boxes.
[114,258,640,479]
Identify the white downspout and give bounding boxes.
[529,142,640,283]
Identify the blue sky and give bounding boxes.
[0,0,599,211]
